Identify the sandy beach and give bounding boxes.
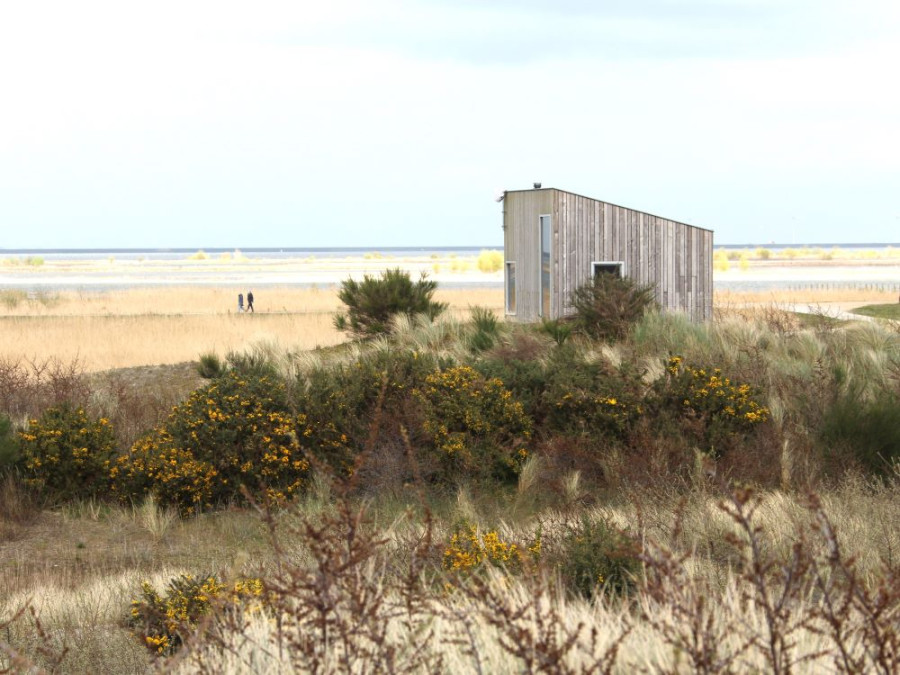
[0,253,504,291]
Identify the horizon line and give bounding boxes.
[2,241,898,254]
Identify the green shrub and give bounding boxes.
[534,345,645,441]
[570,274,657,341]
[476,249,503,273]
[334,268,448,338]
[820,390,900,475]
[0,414,20,473]
[128,574,265,655]
[112,372,308,514]
[538,318,573,345]
[474,357,547,425]
[18,405,117,502]
[0,290,27,310]
[295,348,440,477]
[556,515,639,599]
[470,306,499,335]
[226,348,278,378]
[473,332,552,423]
[413,365,532,482]
[196,352,227,379]
[468,306,500,352]
[449,257,472,273]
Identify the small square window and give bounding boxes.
[592,261,624,278]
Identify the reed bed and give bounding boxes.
[1,283,890,374]
[0,287,503,372]
[0,314,341,372]
[715,287,897,307]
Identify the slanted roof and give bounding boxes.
[504,187,712,234]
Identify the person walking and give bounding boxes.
[247,290,254,313]
[238,293,244,313]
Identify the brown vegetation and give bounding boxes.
[1,283,898,673]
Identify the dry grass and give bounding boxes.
[2,477,896,673]
[715,287,897,307]
[2,283,892,373]
[4,280,899,671]
[0,314,342,372]
[2,280,894,373]
[716,246,900,262]
[0,286,342,317]
[0,286,503,372]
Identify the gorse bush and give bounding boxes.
[128,574,266,656]
[112,372,308,514]
[543,347,646,439]
[474,332,551,423]
[414,365,532,482]
[334,268,447,337]
[295,348,441,478]
[18,405,116,503]
[570,274,657,341]
[556,515,640,599]
[549,389,638,440]
[657,356,769,453]
[443,523,540,576]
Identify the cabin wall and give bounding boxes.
[504,189,713,322]
[503,189,555,323]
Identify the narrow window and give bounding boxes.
[592,261,624,279]
[540,215,551,317]
[505,262,516,314]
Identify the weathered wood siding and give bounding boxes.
[504,188,713,322]
[503,189,555,322]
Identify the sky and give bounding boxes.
[1,0,898,249]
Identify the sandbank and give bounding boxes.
[0,254,502,291]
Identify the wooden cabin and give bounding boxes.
[502,187,713,322]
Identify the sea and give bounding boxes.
[1,242,897,258]
[0,246,491,262]
[1,244,899,294]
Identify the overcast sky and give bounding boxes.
[1,0,898,249]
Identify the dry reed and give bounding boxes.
[0,286,503,372]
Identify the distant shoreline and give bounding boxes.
[0,252,504,291]
[0,242,897,256]
[1,251,898,294]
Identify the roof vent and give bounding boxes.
[533,182,541,189]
